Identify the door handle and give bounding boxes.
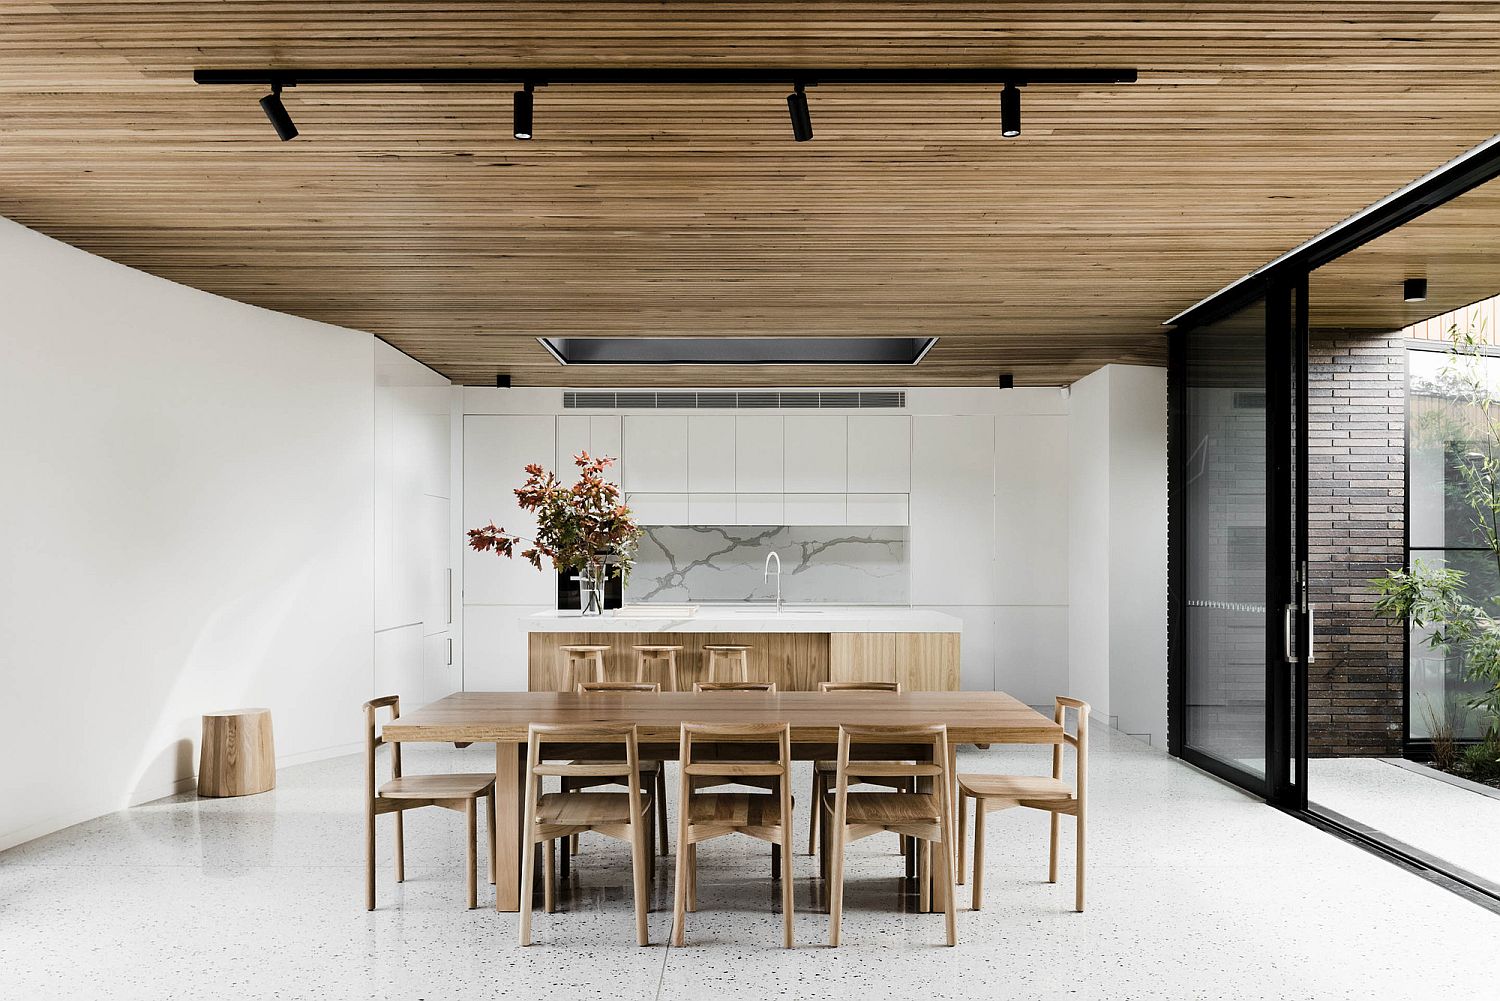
[1306,604,1316,664]
[446,567,453,624]
[1283,604,1295,663]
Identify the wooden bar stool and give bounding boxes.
[632,644,682,692]
[808,682,906,857]
[702,644,751,683]
[559,644,610,691]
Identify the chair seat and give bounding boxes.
[958,773,1074,802]
[378,773,494,800]
[688,792,784,827]
[537,791,649,826]
[825,791,942,825]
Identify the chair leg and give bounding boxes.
[808,769,822,856]
[365,801,376,911]
[957,792,968,885]
[1075,812,1086,913]
[687,843,698,912]
[543,838,556,913]
[465,800,478,910]
[672,808,690,946]
[560,830,571,881]
[487,792,497,886]
[1049,811,1060,883]
[631,817,650,946]
[938,789,958,946]
[781,835,795,949]
[971,807,985,912]
[771,842,781,881]
[919,839,931,914]
[656,768,670,856]
[394,810,405,883]
[828,820,846,946]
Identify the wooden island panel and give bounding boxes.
[828,632,960,691]
[529,631,829,692]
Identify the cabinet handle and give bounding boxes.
[446,567,452,624]
[447,637,453,666]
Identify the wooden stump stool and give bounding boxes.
[633,645,683,692]
[198,708,276,797]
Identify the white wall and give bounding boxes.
[1068,365,1169,745]
[0,217,376,851]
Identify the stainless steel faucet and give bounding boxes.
[764,550,782,613]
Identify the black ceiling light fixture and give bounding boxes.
[787,83,813,142]
[998,372,1016,389]
[513,83,535,140]
[1403,277,1429,302]
[259,83,298,141]
[1000,82,1021,138]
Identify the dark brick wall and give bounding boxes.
[1306,329,1406,757]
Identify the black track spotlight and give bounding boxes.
[513,84,535,140]
[259,84,297,141]
[998,373,1015,390]
[1404,277,1428,302]
[1000,82,1021,138]
[787,83,813,142]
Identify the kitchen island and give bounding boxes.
[526,604,961,692]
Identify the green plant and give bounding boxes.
[1457,738,1500,783]
[1418,694,1466,772]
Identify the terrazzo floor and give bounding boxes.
[3,727,1499,1001]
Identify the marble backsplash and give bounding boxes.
[624,525,908,604]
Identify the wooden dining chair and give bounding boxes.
[808,681,905,856]
[825,723,956,947]
[957,696,1089,913]
[672,721,796,948]
[518,722,654,946]
[363,695,496,911]
[569,681,671,857]
[691,681,777,693]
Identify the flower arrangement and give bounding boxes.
[467,453,642,607]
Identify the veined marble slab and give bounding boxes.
[526,604,960,633]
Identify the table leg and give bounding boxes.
[495,741,524,912]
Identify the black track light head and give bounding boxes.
[259,84,298,141]
[513,83,535,140]
[1403,277,1428,302]
[998,373,1015,390]
[787,84,813,142]
[495,373,512,388]
[1001,83,1021,138]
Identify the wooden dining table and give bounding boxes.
[382,690,1064,912]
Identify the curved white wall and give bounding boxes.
[0,217,377,850]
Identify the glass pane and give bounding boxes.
[1409,347,1500,548]
[1408,548,1496,741]
[1183,297,1267,777]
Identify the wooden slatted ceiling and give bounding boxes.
[4,4,1500,385]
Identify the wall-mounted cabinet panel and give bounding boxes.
[419,493,450,634]
[911,415,996,605]
[994,415,1069,606]
[845,493,908,526]
[463,415,556,605]
[627,492,689,525]
[423,631,459,704]
[591,415,623,483]
[623,415,687,492]
[784,415,848,492]
[847,415,911,492]
[375,624,425,706]
[556,415,590,474]
[688,415,737,492]
[784,493,846,526]
[735,416,783,492]
[462,605,551,691]
[734,493,783,526]
[688,493,736,526]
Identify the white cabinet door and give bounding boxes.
[735,493,783,526]
[847,415,911,492]
[735,416,784,492]
[784,415,847,492]
[845,493,908,526]
[591,415,623,484]
[910,415,996,605]
[688,415,736,492]
[627,493,689,525]
[623,415,688,492]
[463,415,557,605]
[994,415,1068,606]
[688,493,736,525]
[423,631,460,704]
[784,494,846,525]
[419,493,450,635]
[375,624,425,705]
[462,605,552,691]
[556,415,590,474]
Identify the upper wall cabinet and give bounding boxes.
[688,415,736,492]
[784,415,847,492]
[463,414,557,605]
[622,415,688,492]
[847,415,911,492]
[558,415,623,484]
[735,416,783,492]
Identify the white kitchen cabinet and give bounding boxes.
[734,493,783,525]
[623,415,688,492]
[423,631,459,704]
[375,624,424,705]
[627,492,689,525]
[783,415,847,492]
[419,493,450,634]
[994,415,1069,606]
[845,493,908,526]
[784,493,846,526]
[847,415,911,492]
[910,415,996,605]
[735,416,783,492]
[462,415,557,605]
[688,493,736,525]
[591,415,623,482]
[688,415,736,492]
[462,604,552,691]
[559,414,624,483]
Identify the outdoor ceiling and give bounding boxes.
[4,3,1500,387]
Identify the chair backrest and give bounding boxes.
[361,695,402,795]
[1052,696,1090,800]
[818,681,903,693]
[692,681,777,693]
[577,681,661,693]
[678,721,791,785]
[526,722,643,784]
[834,723,949,783]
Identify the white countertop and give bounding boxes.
[526,604,962,634]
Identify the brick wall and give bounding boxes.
[1306,329,1406,756]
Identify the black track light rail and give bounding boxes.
[194,67,1137,88]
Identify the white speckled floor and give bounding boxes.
[3,728,1498,1001]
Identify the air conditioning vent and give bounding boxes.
[561,390,907,410]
